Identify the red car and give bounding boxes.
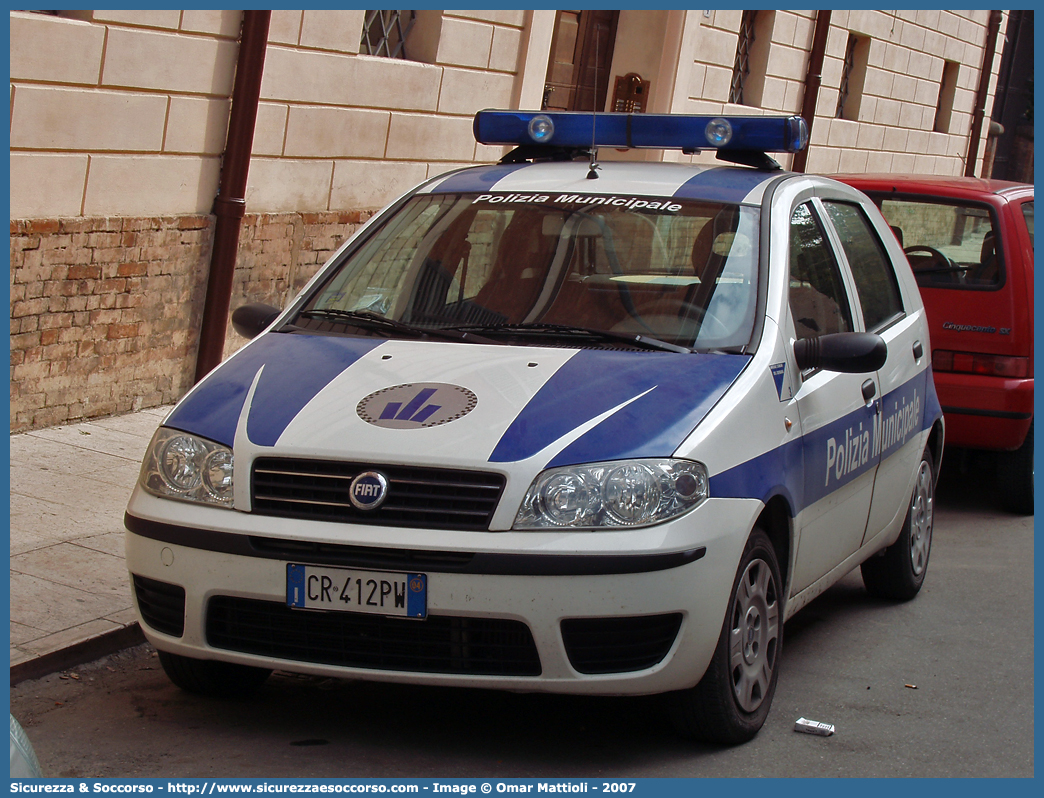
[836,174,1033,513]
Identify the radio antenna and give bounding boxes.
[587,31,600,179]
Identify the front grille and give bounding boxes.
[561,614,683,674]
[133,574,186,637]
[252,458,505,531]
[207,596,542,676]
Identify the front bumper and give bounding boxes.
[124,490,761,696]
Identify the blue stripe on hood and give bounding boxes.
[166,333,382,447]
[490,350,749,465]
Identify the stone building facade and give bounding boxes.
[9,9,1011,431]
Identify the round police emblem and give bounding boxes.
[357,383,478,429]
[349,471,389,511]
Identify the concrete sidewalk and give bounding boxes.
[9,406,172,682]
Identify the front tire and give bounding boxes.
[861,447,934,601]
[157,650,271,698]
[670,528,782,745]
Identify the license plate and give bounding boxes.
[286,564,427,618]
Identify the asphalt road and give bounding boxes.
[11,456,1034,779]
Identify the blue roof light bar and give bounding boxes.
[474,110,809,153]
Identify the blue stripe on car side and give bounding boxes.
[798,400,879,507]
[429,163,531,194]
[673,167,773,204]
[875,370,929,463]
[165,333,382,447]
[710,436,806,512]
[489,350,749,465]
[711,369,939,514]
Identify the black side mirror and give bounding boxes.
[794,332,887,374]
[231,302,281,340]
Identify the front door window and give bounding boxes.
[788,202,854,342]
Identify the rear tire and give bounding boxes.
[861,447,934,601]
[998,420,1033,515]
[157,650,271,698]
[670,528,782,745]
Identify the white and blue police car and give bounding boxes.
[125,110,943,744]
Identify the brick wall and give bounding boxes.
[249,9,524,214]
[667,10,1004,175]
[10,216,210,431]
[10,10,528,220]
[9,9,523,433]
[223,211,373,359]
[9,10,239,220]
[10,211,371,433]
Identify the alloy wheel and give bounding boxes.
[909,460,934,576]
[728,558,780,712]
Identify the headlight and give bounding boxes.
[140,428,234,508]
[514,459,708,530]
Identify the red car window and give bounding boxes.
[1020,200,1034,249]
[878,198,1001,290]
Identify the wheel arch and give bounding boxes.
[754,494,793,611]
[926,418,945,484]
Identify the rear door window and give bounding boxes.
[823,201,904,331]
[877,198,1002,289]
[1020,200,1033,249]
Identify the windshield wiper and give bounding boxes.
[446,323,691,353]
[297,309,496,344]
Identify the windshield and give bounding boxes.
[298,192,761,351]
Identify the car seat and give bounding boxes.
[969,229,999,285]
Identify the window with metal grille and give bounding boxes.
[729,10,759,105]
[835,35,857,118]
[934,60,960,133]
[835,33,869,120]
[360,10,416,59]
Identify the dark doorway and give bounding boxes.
[989,10,1033,182]
[542,10,619,112]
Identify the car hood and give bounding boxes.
[166,332,748,471]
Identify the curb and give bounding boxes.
[10,623,147,686]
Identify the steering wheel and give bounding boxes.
[677,302,731,340]
[903,245,957,272]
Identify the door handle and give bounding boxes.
[913,340,924,361]
[861,379,877,406]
